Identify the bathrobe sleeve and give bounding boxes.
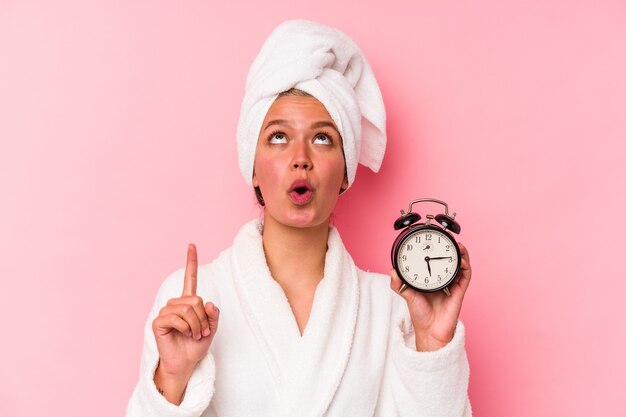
[383,302,472,417]
[126,270,217,417]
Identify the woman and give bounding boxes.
[127,20,472,417]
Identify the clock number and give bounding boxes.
[445,245,450,251]
[448,258,453,263]
[438,236,441,243]
[406,244,413,251]
[445,267,449,274]
[425,234,432,241]
[424,277,429,284]
[401,255,407,261]
[437,274,442,281]
[416,236,421,243]
[404,266,410,273]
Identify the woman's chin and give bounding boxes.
[266,209,329,230]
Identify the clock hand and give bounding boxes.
[429,256,452,260]
[425,256,432,276]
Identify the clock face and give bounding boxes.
[395,227,460,291]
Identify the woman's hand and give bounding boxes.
[152,244,220,404]
[390,242,472,352]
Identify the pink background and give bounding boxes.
[1,1,625,416]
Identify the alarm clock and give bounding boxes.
[391,198,462,295]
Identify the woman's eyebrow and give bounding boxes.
[264,119,339,133]
[263,119,291,131]
[310,121,339,133]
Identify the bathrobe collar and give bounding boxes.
[230,219,360,417]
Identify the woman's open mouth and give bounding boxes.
[288,180,313,205]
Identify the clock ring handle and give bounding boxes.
[407,198,452,216]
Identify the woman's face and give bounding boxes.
[253,95,348,229]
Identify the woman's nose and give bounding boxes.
[290,140,313,170]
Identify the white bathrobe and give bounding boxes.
[126,220,472,417]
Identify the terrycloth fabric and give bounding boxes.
[126,220,472,417]
[236,19,387,188]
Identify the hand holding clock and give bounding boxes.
[152,244,220,404]
[390,242,472,352]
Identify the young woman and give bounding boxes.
[127,20,472,417]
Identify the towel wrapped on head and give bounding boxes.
[236,19,387,189]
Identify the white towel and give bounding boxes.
[236,19,387,188]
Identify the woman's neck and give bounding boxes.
[261,215,329,291]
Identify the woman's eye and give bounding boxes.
[269,133,287,144]
[313,134,332,145]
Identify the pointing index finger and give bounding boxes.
[183,243,198,296]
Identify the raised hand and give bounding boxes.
[390,242,472,352]
[152,244,220,404]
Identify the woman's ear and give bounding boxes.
[339,171,349,194]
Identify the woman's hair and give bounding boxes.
[253,88,347,207]
[278,88,312,98]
